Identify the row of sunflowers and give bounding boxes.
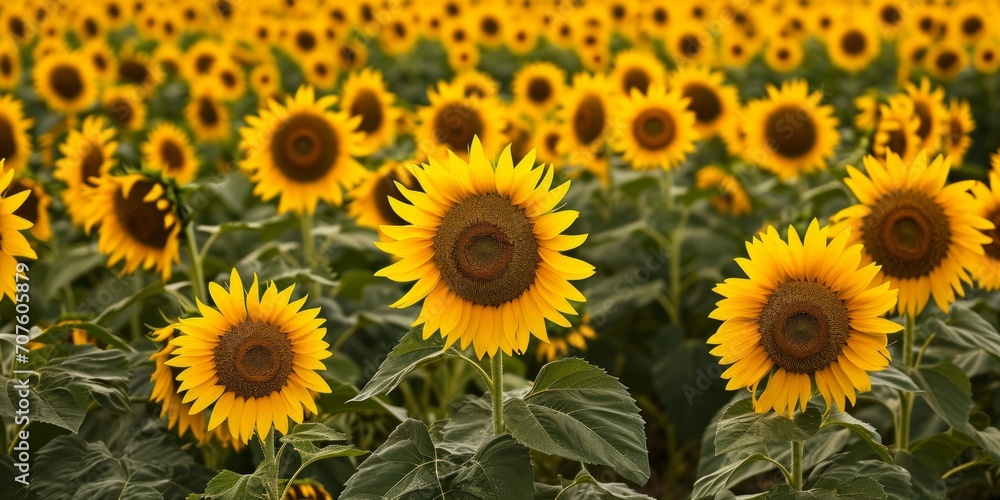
[3,0,1000,498]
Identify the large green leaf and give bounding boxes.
[807,460,911,500]
[913,361,972,431]
[766,477,885,499]
[552,470,655,499]
[195,470,265,500]
[691,453,775,499]
[351,328,454,402]
[714,398,822,455]
[503,358,650,485]
[279,422,368,469]
[923,304,1000,358]
[869,364,920,392]
[820,411,892,463]
[438,394,493,457]
[341,419,534,499]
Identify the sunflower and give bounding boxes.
[286,481,333,500]
[828,22,880,73]
[150,326,210,442]
[535,315,597,363]
[81,40,116,83]
[73,5,106,42]
[453,71,499,100]
[0,162,36,302]
[210,59,247,102]
[239,85,366,215]
[612,84,698,171]
[55,116,118,226]
[511,62,565,118]
[82,174,181,279]
[669,66,740,139]
[335,41,368,71]
[810,4,842,38]
[348,161,420,235]
[166,269,332,443]
[764,38,803,72]
[0,5,33,45]
[951,4,988,45]
[505,23,538,55]
[925,40,968,81]
[9,177,52,241]
[872,96,922,164]
[447,44,479,72]
[532,120,564,167]
[831,152,993,316]
[720,34,757,68]
[250,63,282,103]
[974,37,1000,73]
[853,92,881,132]
[669,28,713,66]
[102,86,148,131]
[341,69,399,155]
[33,51,98,114]
[417,80,506,162]
[971,165,1000,290]
[547,17,576,49]
[873,0,906,35]
[380,17,419,55]
[184,40,225,81]
[0,95,33,173]
[696,166,751,217]
[503,113,534,166]
[904,78,947,152]
[557,73,613,158]
[943,99,975,166]
[185,90,231,142]
[300,53,338,90]
[609,49,667,97]
[116,48,160,89]
[375,137,593,358]
[142,123,199,184]
[640,2,673,38]
[709,220,901,416]
[743,80,840,179]
[0,42,21,90]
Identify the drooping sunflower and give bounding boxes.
[943,99,975,166]
[0,42,21,90]
[830,152,993,316]
[102,86,147,131]
[872,96,923,164]
[347,161,420,234]
[511,62,566,118]
[33,51,98,114]
[669,66,740,138]
[240,85,366,215]
[557,73,613,158]
[971,166,1000,290]
[743,80,840,179]
[166,269,333,443]
[9,177,52,241]
[0,163,36,302]
[609,49,667,96]
[341,69,400,155]
[416,80,506,162]
[142,123,199,184]
[81,174,181,280]
[54,116,118,226]
[612,84,699,171]
[185,90,231,142]
[904,78,947,153]
[696,166,751,217]
[535,315,597,363]
[827,22,880,73]
[0,95,33,173]
[375,137,594,358]
[709,220,901,416]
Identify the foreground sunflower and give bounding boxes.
[0,94,33,172]
[82,174,181,279]
[54,116,118,226]
[972,165,1000,290]
[612,84,698,170]
[709,220,900,416]
[0,162,37,302]
[744,80,839,179]
[375,137,594,358]
[142,123,199,184]
[240,85,366,214]
[166,269,332,443]
[831,152,992,316]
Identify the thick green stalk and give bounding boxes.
[184,223,207,301]
[897,314,915,451]
[301,212,320,298]
[258,426,280,500]
[491,354,504,434]
[790,440,804,491]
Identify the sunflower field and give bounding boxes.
[5,0,1000,498]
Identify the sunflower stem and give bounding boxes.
[491,354,504,434]
[790,440,804,491]
[184,223,208,302]
[301,212,320,299]
[897,313,916,451]
[257,425,280,500]
[668,208,689,326]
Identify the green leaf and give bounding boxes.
[766,477,886,499]
[449,434,534,499]
[351,328,454,402]
[556,471,655,499]
[279,423,368,469]
[714,398,822,455]
[691,453,775,499]
[93,280,166,324]
[869,365,920,392]
[438,395,493,457]
[808,460,910,500]
[196,214,290,235]
[912,361,972,431]
[820,412,892,463]
[42,247,105,300]
[197,470,265,500]
[503,358,650,485]
[923,304,1000,357]
[48,323,136,352]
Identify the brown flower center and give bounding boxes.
[862,189,951,279]
[759,281,849,374]
[840,30,867,56]
[527,77,552,104]
[680,34,702,57]
[881,5,901,26]
[118,59,150,85]
[913,101,933,142]
[50,64,84,100]
[373,169,419,226]
[349,89,383,134]
[683,83,722,124]
[213,320,294,399]
[197,97,219,126]
[632,108,676,150]
[433,103,483,152]
[271,113,339,182]
[108,97,135,126]
[159,139,186,171]
[112,180,175,248]
[764,105,817,158]
[962,16,983,36]
[81,141,105,187]
[0,116,16,161]
[885,128,908,157]
[621,68,650,95]
[935,51,959,73]
[982,209,1000,260]
[433,194,539,306]
[11,181,38,225]
[295,31,316,52]
[0,54,12,76]
[572,95,605,145]
[195,54,215,74]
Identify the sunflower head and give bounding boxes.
[0,162,38,301]
[512,62,566,117]
[166,269,332,443]
[142,122,199,184]
[0,94,34,173]
[696,166,751,217]
[610,49,667,97]
[417,80,506,162]
[375,137,594,358]
[33,50,98,114]
[341,69,400,154]
[612,84,699,171]
[710,220,901,416]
